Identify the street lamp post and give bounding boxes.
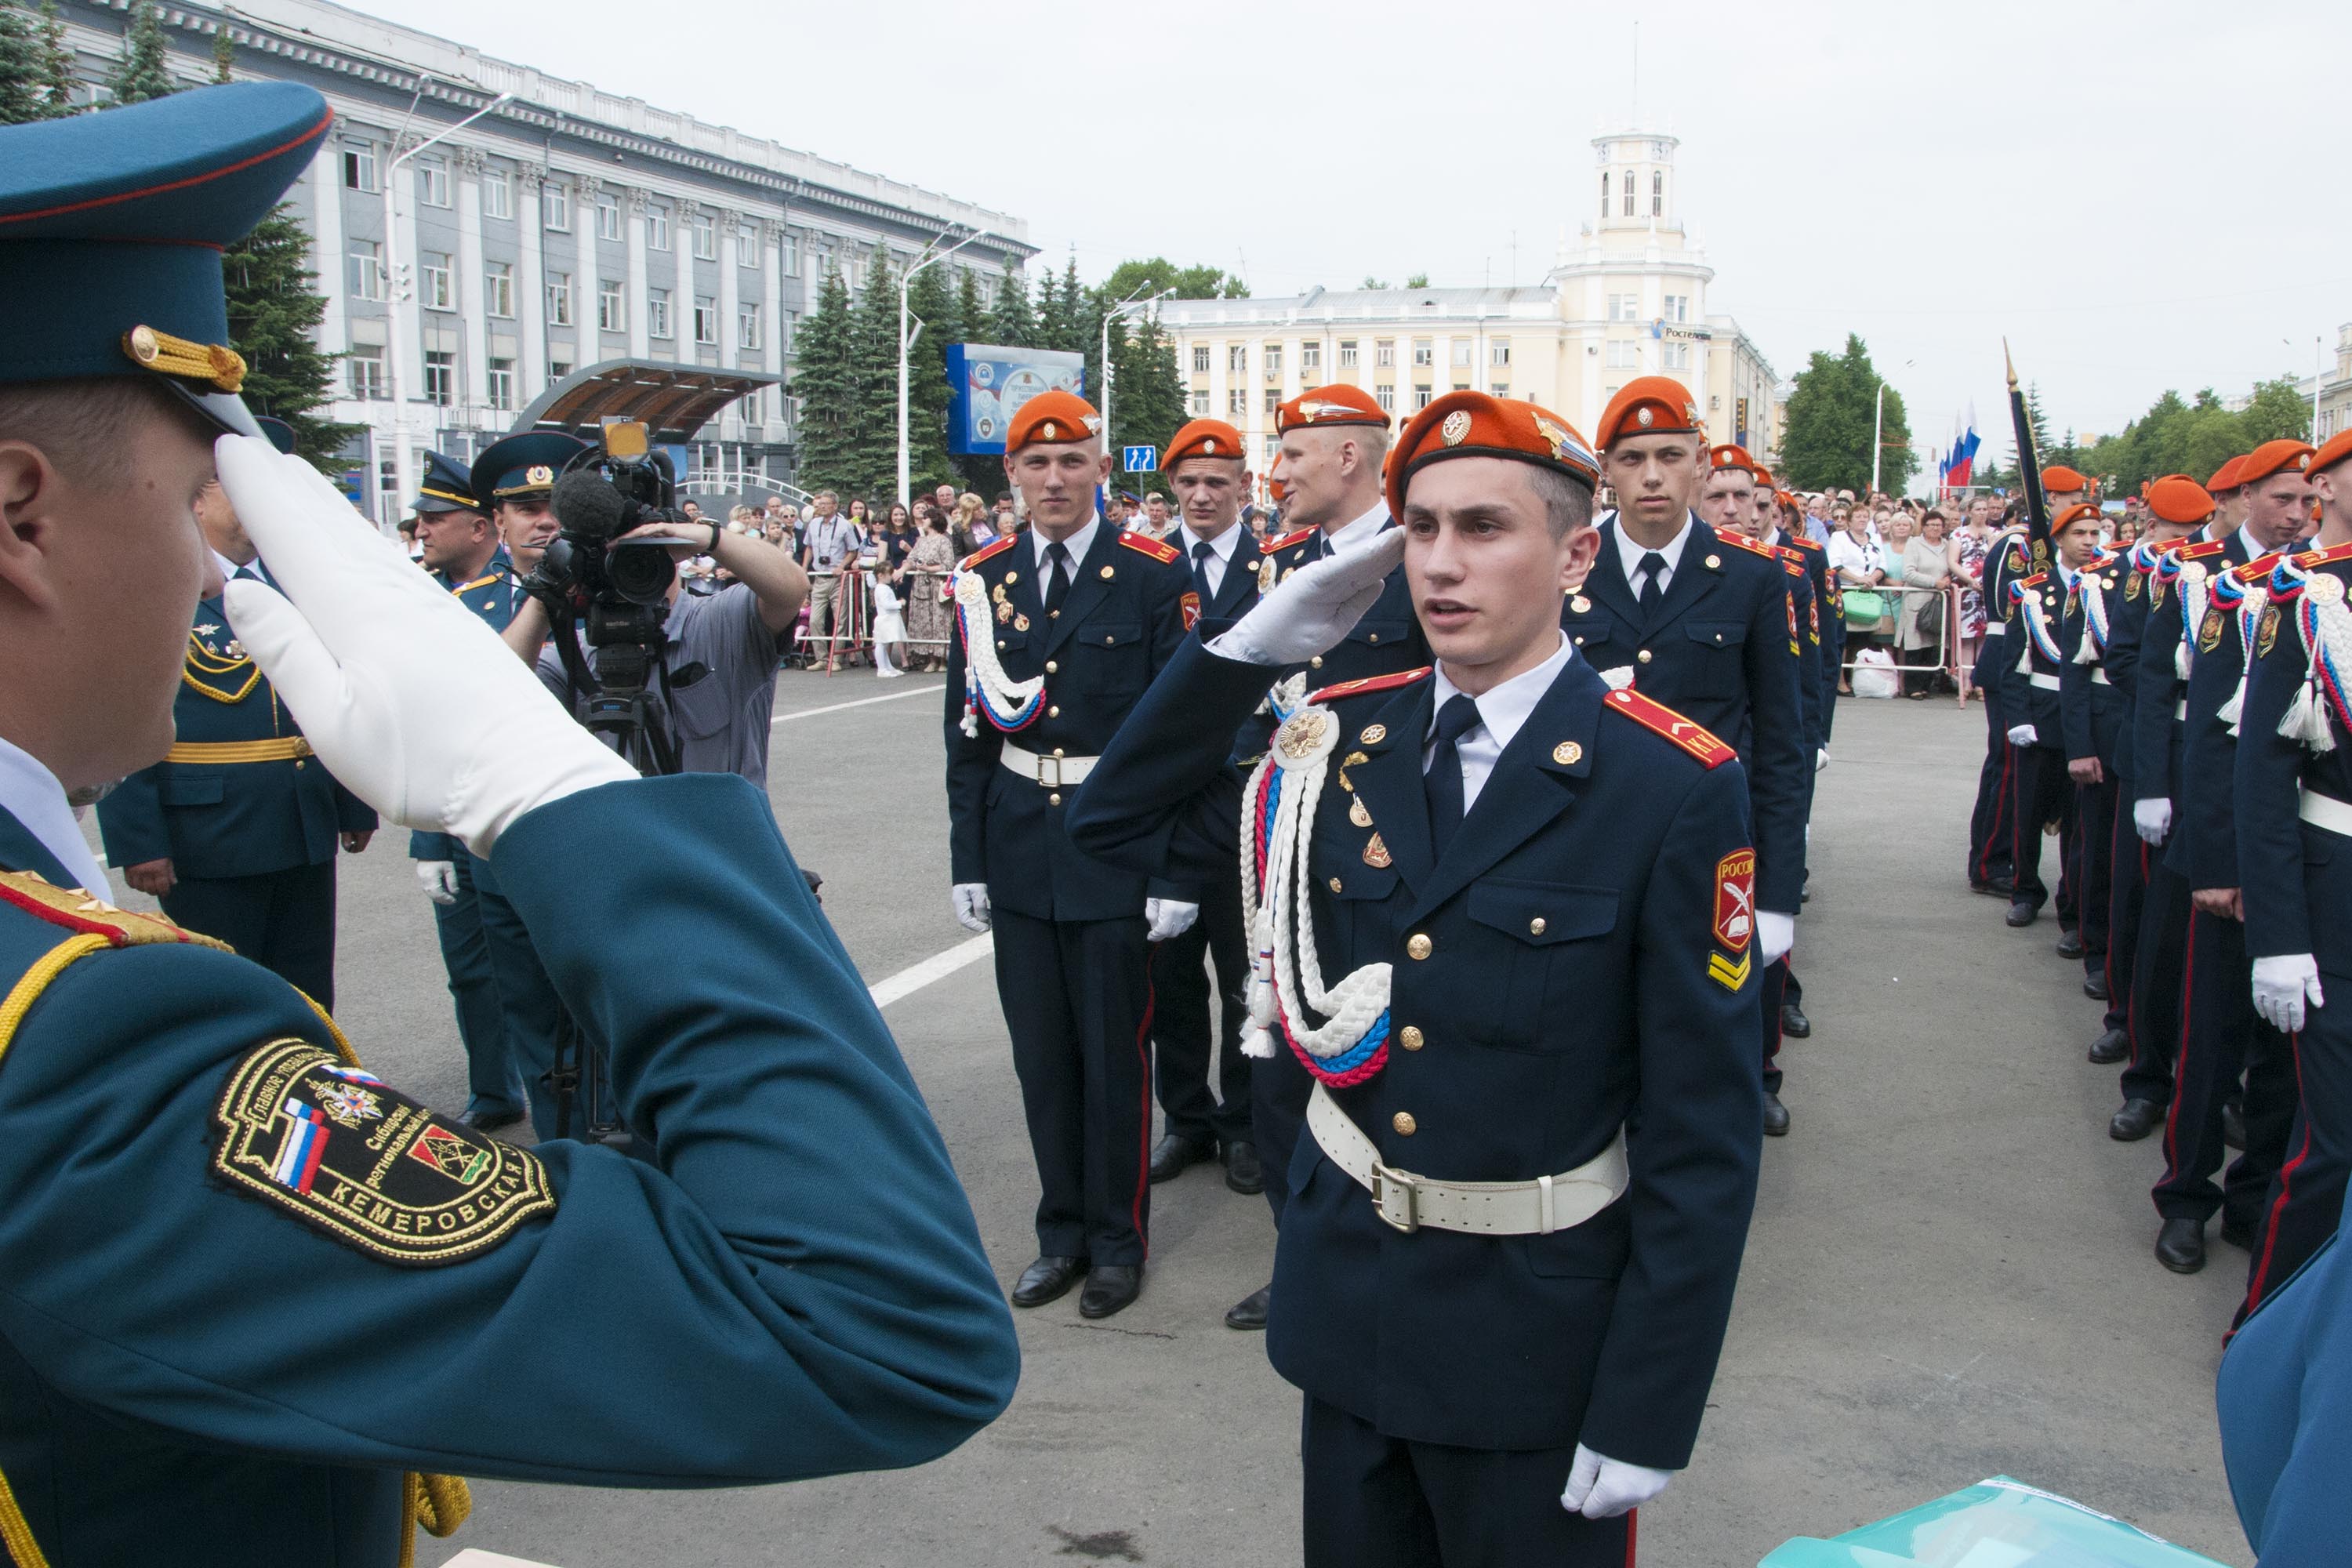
[896,227,992,507]
[382,85,512,524]
[1099,285,1174,477]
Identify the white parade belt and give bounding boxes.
[2299,786,2352,839]
[1982,622,2004,637]
[1308,1082,1628,1236]
[1001,743,1098,788]
[2029,672,2061,690]
[2176,699,2189,723]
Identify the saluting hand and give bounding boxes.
[1210,528,1406,668]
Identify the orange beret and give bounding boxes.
[2236,438,2318,485]
[1595,375,1703,448]
[1384,390,1598,520]
[2146,474,2216,524]
[2206,455,2245,492]
[2041,464,2089,493]
[2309,428,2352,481]
[1775,489,1797,508]
[1707,445,1755,474]
[2050,502,2102,534]
[1005,389,1102,453]
[1752,464,1776,488]
[1277,383,1387,434]
[1163,418,1246,469]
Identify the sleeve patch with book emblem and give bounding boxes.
[212,1040,556,1266]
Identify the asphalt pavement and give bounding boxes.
[87,676,2254,1566]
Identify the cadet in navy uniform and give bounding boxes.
[1145,419,1267,1210]
[2053,509,2126,1010]
[2149,439,2314,1275]
[1072,390,1761,1566]
[0,83,1014,1568]
[1966,499,2033,895]
[1994,469,2088,933]
[1563,376,1803,1134]
[96,416,376,1007]
[943,389,1196,1320]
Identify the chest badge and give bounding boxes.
[1348,795,1373,827]
[1362,832,1392,869]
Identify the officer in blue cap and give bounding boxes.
[472,428,590,579]
[0,82,1014,1566]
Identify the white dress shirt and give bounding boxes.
[1424,633,1576,813]
[0,734,110,894]
[1614,514,1693,600]
[1030,513,1102,581]
[1177,522,1242,600]
[1318,500,1391,557]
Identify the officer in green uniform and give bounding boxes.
[0,82,1015,1567]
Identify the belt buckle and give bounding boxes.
[1369,1162,1419,1234]
[1033,753,1064,789]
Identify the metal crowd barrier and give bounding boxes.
[788,564,956,675]
[1831,580,1974,699]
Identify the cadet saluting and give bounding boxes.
[0,84,1014,1566]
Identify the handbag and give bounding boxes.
[1842,589,1888,630]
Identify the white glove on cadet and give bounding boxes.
[2134,797,2173,847]
[1756,911,1795,967]
[217,436,635,856]
[2252,954,2325,1033]
[2006,724,2037,746]
[414,860,459,906]
[1145,898,1199,942]
[1560,1444,1672,1519]
[1209,527,1407,667]
[952,884,993,933]
[1816,746,1830,771]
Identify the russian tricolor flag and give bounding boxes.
[271,1098,330,1195]
[1944,402,1982,490]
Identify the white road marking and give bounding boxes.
[868,933,994,1010]
[772,681,943,726]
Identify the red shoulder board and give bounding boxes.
[2233,552,2286,585]
[1309,666,1433,705]
[1714,530,1777,561]
[2296,541,2352,569]
[0,869,227,949]
[1780,556,1805,578]
[1604,689,1737,768]
[2178,539,2226,562]
[2084,551,2121,573]
[2017,572,2048,589]
[960,535,1018,570]
[1790,535,1825,553]
[1119,530,1181,564]
[1266,527,1319,554]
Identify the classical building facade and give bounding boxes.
[49,0,1031,521]
[2313,322,2352,445]
[1163,129,1777,480]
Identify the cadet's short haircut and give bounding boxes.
[1525,464,1595,540]
[0,376,195,489]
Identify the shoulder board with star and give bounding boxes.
[1602,689,1737,768]
[2232,552,2288,585]
[0,869,229,950]
[960,535,1019,571]
[2296,541,2352,570]
[1265,527,1319,554]
[1118,531,1181,564]
[1308,666,1433,705]
[1713,529,1778,562]
[2177,539,2226,562]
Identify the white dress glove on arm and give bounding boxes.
[1560,1444,1673,1519]
[414,860,459,906]
[1756,910,1795,967]
[2134,797,2172,846]
[952,884,993,933]
[1145,898,1199,942]
[2252,954,2325,1033]
[1208,528,1407,667]
[2006,724,2038,746]
[217,437,634,858]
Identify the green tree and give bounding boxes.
[900,257,959,495]
[24,2,77,119]
[1100,256,1247,301]
[2238,375,2314,446]
[108,0,176,105]
[1359,275,1391,290]
[222,204,359,468]
[0,2,42,124]
[985,268,1034,348]
[790,264,859,494]
[841,257,906,502]
[953,267,986,353]
[1107,307,1186,482]
[1032,266,1065,351]
[210,22,232,82]
[1404,273,1430,290]
[1777,333,1916,494]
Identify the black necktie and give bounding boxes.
[1044,541,1072,615]
[1637,550,1668,615]
[1423,694,1483,858]
[1192,539,1216,598]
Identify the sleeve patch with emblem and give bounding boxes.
[212,1040,556,1267]
[2199,606,2227,652]
[1180,590,1200,631]
[1708,849,1756,990]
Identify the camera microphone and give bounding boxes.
[553,469,636,536]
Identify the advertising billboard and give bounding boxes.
[946,343,1087,456]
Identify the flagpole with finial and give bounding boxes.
[2005,337,2052,574]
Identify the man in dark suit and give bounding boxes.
[1072,390,1761,1566]
[1146,419,1265,1207]
[942,390,1197,1320]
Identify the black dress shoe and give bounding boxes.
[1147,1133,1216,1185]
[2006,900,2038,927]
[1225,1283,1271,1331]
[462,1104,524,1132]
[1762,1091,1791,1137]
[2056,928,2085,960]
[1078,1264,1142,1319]
[2222,1214,2259,1251]
[1222,1140,1265,1195]
[2223,1100,2248,1152]
[2086,1027,2129,1065]
[2155,1217,2206,1273]
[1011,1254,1088,1308]
[2083,973,2109,1001]
[2110,1098,2165,1141]
[1780,1003,1811,1040]
[1970,876,2016,898]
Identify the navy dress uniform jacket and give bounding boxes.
[1235,520,1431,763]
[2133,534,2245,858]
[2238,545,2352,960]
[2058,559,2129,768]
[2179,546,2289,892]
[1069,641,1763,1465]
[1562,515,1807,913]
[1970,527,2035,695]
[1192,526,1265,640]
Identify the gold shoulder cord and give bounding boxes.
[0,938,472,1566]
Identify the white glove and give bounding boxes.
[2006,724,2038,746]
[2134,797,2172,846]
[2252,954,2325,1033]
[1560,1443,1673,1519]
[414,860,459,906]
[1757,910,1795,967]
[952,883,993,932]
[1816,746,1830,771]
[1209,527,1406,666]
[217,437,634,857]
[1145,898,1200,942]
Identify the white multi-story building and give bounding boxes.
[1163,129,1777,477]
[47,0,1033,521]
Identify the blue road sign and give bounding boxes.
[1123,445,1157,474]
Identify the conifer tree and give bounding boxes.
[222,205,361,467]
[985,269,1034,348]
[791,264,860,493]
[108,0,176,105]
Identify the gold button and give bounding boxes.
[1570,594,1592,614]
[1310,655,1323,669]
[1392,1112,1417,1135]
[1637,649,1653,664]
[1552,741,1581,765]
[1051,609,1061,619]
[127,324,161,364]
[294,760,307,770]
[1367,633,1380,644]
[1329,876,1344,893]
[1045,659,1059,673]
[1048,792,1062,804]
[1529,916,1547,935]
[997,639,1007,648]
[1100,564,1116,579]
[1399,1025,1424,1051]
[1053,747,1066,758]
[1104,635,1115,645]
[1406,933,1432,960]
[1048,705,1061,717]
[1573,636,1585,646]
[1705,554,1722,568]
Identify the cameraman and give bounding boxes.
[502,514,807,791]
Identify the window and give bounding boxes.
[484,261,514,318]
[1339,339,1359,368]
[738,303,762,351]
[546,271,572,327]
[487,358,515,412]
[691,210,716,261]
[1606,339,1639,368]
[422,350,455,406]
[1607,293,1641,321]
[1265,344,1283,375]
[1191,390,1209,415]
[1192,345,1210,372]
[596,191,622,241]
[693,294,717,345]
[481,169,510,220]
[346,240,383,301]
[1261,435,1279,466]
[1301,341,1321,372]
[1412,339,1433,367]
[648,287,672,339]
[1376,339,1396,368]
[420,252,453,311]
[1228,388,1247,416]
[547,358,574,390]
[1375,384,1395,412]
[1414,384,1433,410]
[1661,342,1690,370]
[342,143,376,192]
[1228,344,1247,373]
[782,234,800,275]
[416,155,449,209]
[1599,169,1608,212]
[543,181,571,231]
[1451,339,1473,367]
[1620,169,1633,217]
[1490,382,1510,397]
[844,256,859,292]
[1651,170,1664,217]
[347,345,385,399]
[1264,388,1280,415]
[647,204,670,252]
[1490,339,1511,366]
[598,280,625,332]
[735,224,757,267]
[1663,295,1689,324]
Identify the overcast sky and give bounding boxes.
[389,0,2346,457]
